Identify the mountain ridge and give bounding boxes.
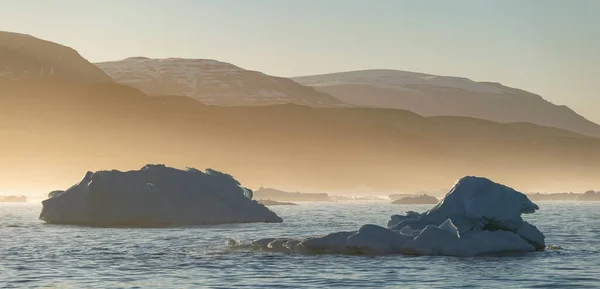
[1,30,599,194]
[0,30,112,83]
[2,78,599,195]
[96,57,347,107]
[292,69,600,137]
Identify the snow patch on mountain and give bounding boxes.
[97,58,345,107]
[293,69,511,95]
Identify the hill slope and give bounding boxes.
[1,32,599,195]
[1,78,599,195]
[96,57,346,107]
[0,31,112,83]
[293,70,600,137]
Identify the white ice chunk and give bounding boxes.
[459,230,535,256]
[250,176,546,257]
[296,231,356,254]
[410,225,461,256]
[346,224,413,254]
[438,219,460,238]
[388,176,545,250]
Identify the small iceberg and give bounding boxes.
[392,194,438,205]
[0,195,28,202]
[254,187,333,202]
[576,190,600,201]
[257,199,298,206]
[39,164,282,226]
[249,176,545,257]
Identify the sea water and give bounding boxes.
[1,201,599,288]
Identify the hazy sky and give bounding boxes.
[2,0,599,123]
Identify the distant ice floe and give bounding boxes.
[39,164,282,226]
[247,176,545,257]
[391,194,438,204]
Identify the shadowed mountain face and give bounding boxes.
[96,57,347,107]
[293,70,600,138]
[0,31,113,84]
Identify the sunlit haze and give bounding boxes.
[2,2,600,287]
[1,0,599,123]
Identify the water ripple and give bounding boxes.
[1,202,599,288]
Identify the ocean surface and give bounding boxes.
[1,201,599,288]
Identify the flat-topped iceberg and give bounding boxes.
[40,164,282,226]
[249,176,545,257]
[391,194,438,205]
[0,195,28,202]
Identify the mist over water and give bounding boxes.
[2,201,599,288]
[1,2,599,288]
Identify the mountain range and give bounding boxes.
[292,70,600,138]
[96,57,346,107]
[1,30,599,194]
[0,31,111,83]
[84,50,600,138]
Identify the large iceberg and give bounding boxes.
[250,176,545,257]
[39,164,282,226]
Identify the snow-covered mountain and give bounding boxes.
[96,57,346,107]
[0,31,112,83]
[293,69,600,137]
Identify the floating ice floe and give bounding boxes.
[39,164,282,226]
[248,176,545,257]
[391,194,438,204]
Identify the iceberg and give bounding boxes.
[257,199,298,206]
[39,164,282,226]
[576,190,600,201]
[0,195,28,202]
[250,176,545,257]
[391,194,438,205]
